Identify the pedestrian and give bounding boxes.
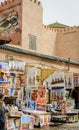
[71,87,78,108]
[0,93,6,130]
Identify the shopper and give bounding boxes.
[71,87,78,108]
[0,93,6,130]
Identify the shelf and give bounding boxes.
[0,81,6,83]
[66,88,73,90]
[51,99,65,102]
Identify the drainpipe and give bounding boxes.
[67,57,70,71]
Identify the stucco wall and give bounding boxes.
[22,0,43,53]
[22,0,57,56]
[55,27,79,61]
[41,26,57,55]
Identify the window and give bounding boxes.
[29,34,37,50]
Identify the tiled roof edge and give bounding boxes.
[0,45,79,65]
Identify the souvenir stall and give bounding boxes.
[24,66,51,127]
[0,61,35,130]
[43,71,79,123]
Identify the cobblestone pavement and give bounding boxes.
[34,122,79,130]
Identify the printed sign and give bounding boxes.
[27,101,37,110]
[7,119,15,130]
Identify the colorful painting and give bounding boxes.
[73,73,79,87]
[6,119,15,130]
[0,1,22,45]
[21,116,31,130]
[0,62,9,73]
[14,119,21,129]
[31,90,38,101]
[37,85,46,111]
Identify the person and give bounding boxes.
[71,87,78,108]
[0,93,6,130]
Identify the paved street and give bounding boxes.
[34,122,79,130]
[34,126,79,130]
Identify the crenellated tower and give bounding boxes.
[0,0,22,45]
[0,0,79,61]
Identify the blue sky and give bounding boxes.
[0,0,79,26]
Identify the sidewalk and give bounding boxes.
[60,121,79,128]
[49,121,79,130]
[34,121,79,130]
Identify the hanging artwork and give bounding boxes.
[9,61,25,74]
[65,72,74,89]
[27,67,41,87]
[37,85,46,111]
[73,73,79,87]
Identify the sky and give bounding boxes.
[40,0,79,26]
[0,0,79,26]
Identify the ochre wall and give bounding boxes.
[22,0,43,53]
[55,27,79,61]
[41,26,57,55]
[22,0,57,56]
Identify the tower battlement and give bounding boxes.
[0,0,41,12]
[29,0,41,6]
[0,0,21,12]
[42,24,79,33]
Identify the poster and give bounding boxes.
[43,71,65,88]
[17,87,23,100]
[26,89,31,101]
[59,101,67,115]
[73,73,79,87]
[9,61,25,73]
[44,115,49,126]
[65,72,73,89]
[50,87,65,101]
[27,67,36,86]
[39,115,44,127]
[37,85,46,111]
[7,119,14,130]
[14,119,21,129]
[0,62,9,73]
[27,67,41,87]
[51,72,65,87]
[20,74,27,86]
[21,116,31,130]
[27,101,37,110]
[35,67,41,85]
[31,90,38,101]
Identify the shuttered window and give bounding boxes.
[29,34,37,50]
